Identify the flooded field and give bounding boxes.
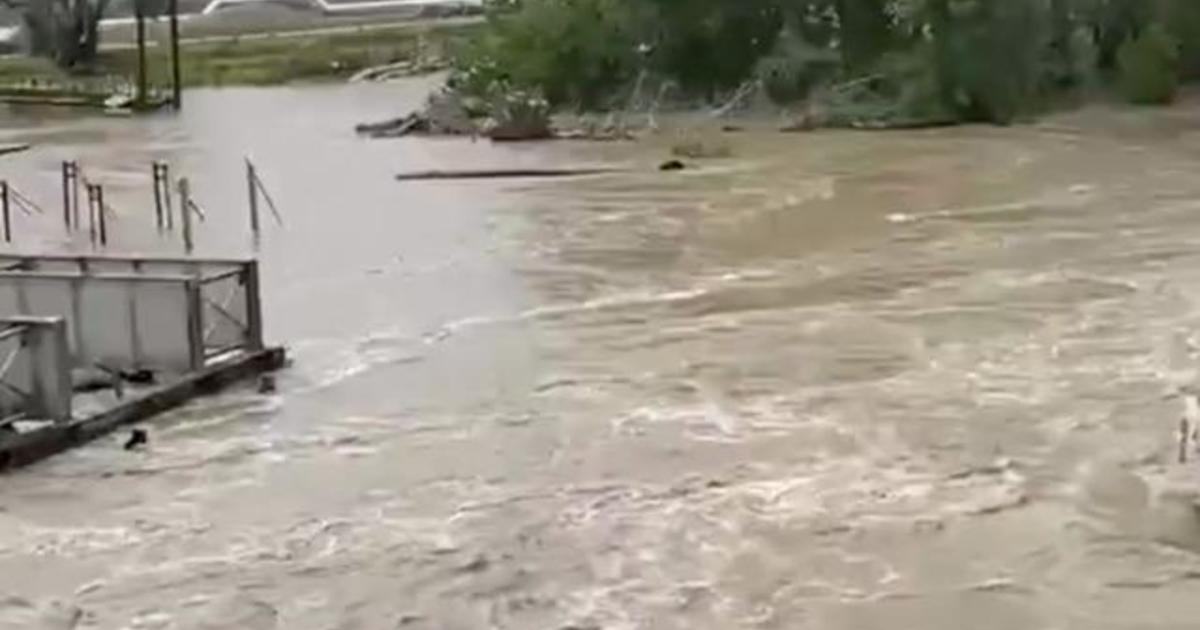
[3,81,1200,628]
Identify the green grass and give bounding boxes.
[0,56,67,84]
[103,22,478,87]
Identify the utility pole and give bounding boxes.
[170,0,182,109]
[135,2,148,108]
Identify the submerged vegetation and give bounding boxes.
[451,0,1200,127]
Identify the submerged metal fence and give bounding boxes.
[0,255,263,374]
[0,317,72,425]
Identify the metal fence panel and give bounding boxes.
[0,318,72,424]
[0,256,262,375]
[135,282,194,372]
[200,273,250,357]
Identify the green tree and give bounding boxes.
[836,0,893,71]
[643,0,785,96]
[1117,23,1179,103]
[455,0,1200,122]
[1160,0,1200,79]
[3,0,112,69]
[455,0,640,108]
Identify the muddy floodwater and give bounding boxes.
[4,81,1200,629]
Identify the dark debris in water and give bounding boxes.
[123,429,148,451]
[458,553,490,574]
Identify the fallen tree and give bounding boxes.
[356,86,557,141]
[355,88,477,137]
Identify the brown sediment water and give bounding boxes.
[1,81,1200,628]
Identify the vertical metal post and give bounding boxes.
[135,6,148,109]
[128,261,143,368]
[17,324,40,414]
[86,184,97,247]
[162,163,174,231]
[153,163,164,233]
[49,317,72,423]
[184,278,204,371]
[1,181,10,244]
[96,185,108,247]
[179,177,193,254]
[41,318,73,424]
[244,260,264,350]
[246,159,261,247]
[72,162,81,231]
[169,0,182,110]
[61,161,72,231]
[17,318,73,424]
[70,275,85,364]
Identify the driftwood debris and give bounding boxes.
[0,144,30,157]
[356,89,477,138]
[357,84,651,143]
[348,59,449,83]
[355,113,432,138]
[396,167,619,182]
[780,108,959,132]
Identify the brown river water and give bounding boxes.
[3,80,1200,629]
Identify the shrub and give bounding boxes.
[1160,0,1200,79]
[927,0,1051,124]
[645,0,784,97]
[755,28,839,105]
[1117,24,1179,104]
[486,87,553,139]
[451,0,640,109]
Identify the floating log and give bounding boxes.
[396,167,620,181]
[781,117,959,133]
[0,144,30,157]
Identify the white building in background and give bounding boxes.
[0,3,23,54]
[0,25,22,54]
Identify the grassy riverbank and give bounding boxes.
[0,19,479,90]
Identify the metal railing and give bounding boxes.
[196,260,264,364]
[0,255,263,374]
[0,317,72,425]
